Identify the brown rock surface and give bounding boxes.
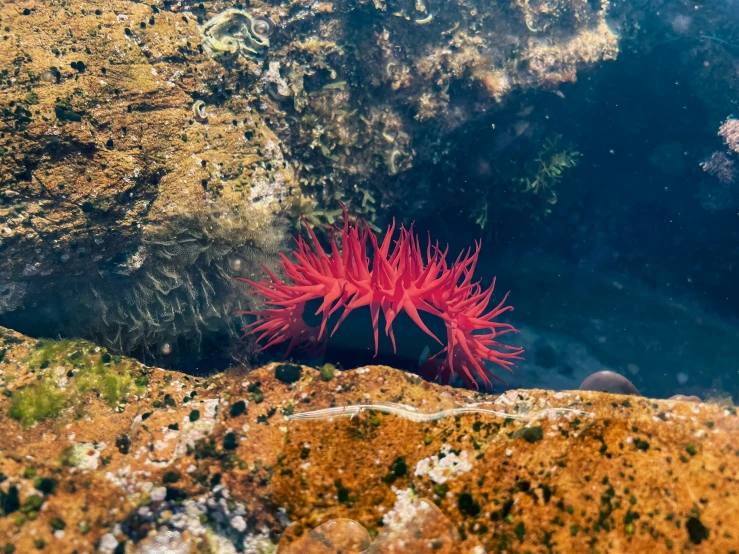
[0,1,300,370]
[0,0,293,322]
[1,326,738,553]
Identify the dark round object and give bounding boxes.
[579,370,640,395]
[275,363,302,384]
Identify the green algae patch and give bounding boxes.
[319,363,336,381]
[8,338,139,427]
[71,354,135,407]
[8,382,66,428]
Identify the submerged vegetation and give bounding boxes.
[470,135,581,230]
[518,136,581,208]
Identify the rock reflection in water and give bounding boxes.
[279,497,462,553]
[279,518,371,553]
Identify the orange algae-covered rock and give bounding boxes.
[1,327,738,553]
[278,519,372,554]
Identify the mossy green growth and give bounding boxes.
[74,355,134,407]
[23,92,39,105]
[8,381,66,428]
[9,339,138,427]
[319,363,336,382]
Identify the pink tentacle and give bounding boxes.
[240,209,523,388]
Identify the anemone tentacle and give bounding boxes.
[237,214,523,389]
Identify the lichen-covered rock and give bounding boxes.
[1,327,737,553]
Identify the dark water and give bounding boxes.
[407,45,739,402]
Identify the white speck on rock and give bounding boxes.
[98,533,119,553]
[382,488,417,528]
[414,444,472,484]
[150,486,167,502]
[135,526,190,554]
[66,443,101,470]
[231,515,246,532]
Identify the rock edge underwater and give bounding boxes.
[1,327,738,553]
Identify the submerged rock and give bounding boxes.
[580,370,640,395]
[0,0,625,363]
[0,0,293,363]
[1,327,738,552]
[279,497,465,553]
[279,518,372,553]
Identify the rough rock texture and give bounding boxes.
[1,327,738,553]
[0,0,619,324]
[0,0,622,370]
[0,0,294,284]
[263,0,617,225]
[0,0,295,363]
[3,0,739,368]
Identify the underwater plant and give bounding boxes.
[238,213,523,389]
[518,135,581,205]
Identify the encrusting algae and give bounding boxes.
[1,328,738,552]
[5,333,139,428]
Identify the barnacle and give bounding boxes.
[200,9,275,61]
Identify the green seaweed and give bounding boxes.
[518,136,580,205]
[471,135,580,231]
[7,382,66,429]
[8,338,137,427]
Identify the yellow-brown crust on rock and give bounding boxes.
[0,327,737,552]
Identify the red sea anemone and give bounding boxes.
[237,215,523,389]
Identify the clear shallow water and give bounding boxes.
[2,1,739,551]
[490,252,739,401]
